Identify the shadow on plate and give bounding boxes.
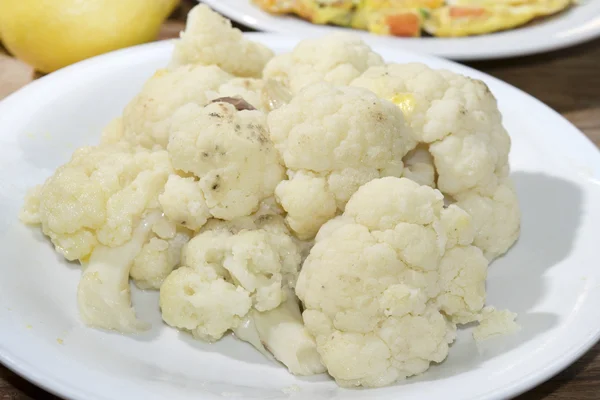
[413,170,582,382]
[176,330,276,367]
[489,170,582,312]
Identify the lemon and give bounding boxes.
[0,0,179,73]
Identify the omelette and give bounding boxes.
[253,0,574,37]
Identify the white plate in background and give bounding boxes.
[202,0,600,60]
[0,34,600,400]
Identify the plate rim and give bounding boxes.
[201,0,600,60]
[1,34,600,400]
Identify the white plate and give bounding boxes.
[1,34,600,400]
[202,0,600,60]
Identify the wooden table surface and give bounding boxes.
[1,1,599,399]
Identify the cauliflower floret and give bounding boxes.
[351,63,510,194]
[182,216,301,311]
[20,185,42,224]
[160,212,324,375]
[159,175,211,231]
[274,171,338,241]
[100,117,125,145]
[166,101,285,221]
[455,179,521,260]
[351,63,519,258]
[296,177,489,387]
[19,144,191,328]
[473,307,520,341]
[268,83,416,239]
[170,4,273,78]
[130,229,192,290]
[122,65,232,148]
[160,266,252,341]
[20,142,173,261]
[263,33,384,94]
[436,246,488,324]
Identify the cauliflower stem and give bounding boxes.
[78,212,162,333]
[237,289,326,376]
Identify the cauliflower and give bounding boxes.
[351,63,520,259]
[122,65,233,149]
[267,82,416,238]
[263,33,384,94]
[454,179,521,260]
[130,226,192,290]
[170,4,273,78]
[21,9,523,386]
[274,171,338,240]
[177,215,300,312]
[164,100,285,222]
[100,117,125,145]
[473,307,520,341]
[160,265,253,341]
[19,143,195,329]
[296,177,490,387]
[122,67,271,149]
[78,212,162,333]
[160,213,325,374]
[20,142,173,261]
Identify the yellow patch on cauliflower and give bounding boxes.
[351,63,520,259]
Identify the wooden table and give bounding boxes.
[1,1,599,399]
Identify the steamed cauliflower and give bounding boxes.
[100,117,125,145]
[20,142,173,260]
[122,66,271,149]
[130,226,192,290]
[268,82,416,238]
[160,265,253,341]
[454,179,521,260]
[296,177,489,387]
[351,63,520,259]
[473,307,520,341]
[263,33,384,94]
[160,213,325,375]
[164,100,285,221]
[181,215,300,312]
[20,6,522,388]
[170,4,273,78]
[20,143,192,330]
[122,65,232,148]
